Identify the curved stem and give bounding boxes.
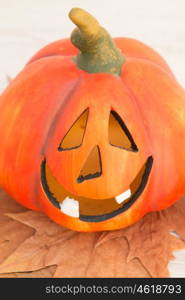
[69,8,125,75]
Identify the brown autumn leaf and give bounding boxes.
[0,189,185,278]
[0,190,34,265]
[0,265,56,278]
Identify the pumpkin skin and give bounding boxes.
[0,9,185,232]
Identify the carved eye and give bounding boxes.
[58,109,89,151]
[109,110,138,151]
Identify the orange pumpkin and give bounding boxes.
[0,8,185,232]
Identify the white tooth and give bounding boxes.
[115,189,131,204]
[59,197,79,218]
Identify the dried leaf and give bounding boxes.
[0,265,56,278]
[122,212,176,277]
[0,190,34,264]
[0,189,185,277]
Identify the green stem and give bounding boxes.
[69,8,125,75]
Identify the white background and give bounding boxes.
[0,0,185,277]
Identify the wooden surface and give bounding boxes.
[0,0,185,277]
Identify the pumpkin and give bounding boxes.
[0,8,185,232]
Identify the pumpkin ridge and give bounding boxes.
[40,77,81,154]
[123,57,174,80]
[120,77,152,149]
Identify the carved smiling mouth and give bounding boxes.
[41,156,153,222]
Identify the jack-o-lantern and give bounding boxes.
[0,8,185,232]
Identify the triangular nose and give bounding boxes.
[77,146,102,183]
